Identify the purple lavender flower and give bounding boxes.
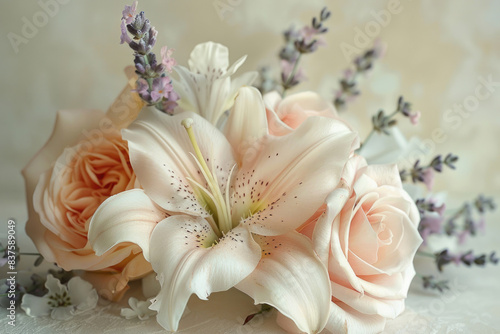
[119,2,179,114]
[120,20,132,45]
[150,77,174,102]
[419,215,444,245]
[134,78,150,99]
[334,42,384,110]
[122,1,138,24]
[277,7,330,94]
[422,168,435,191]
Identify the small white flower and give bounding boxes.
[21,274,98,320]
[120,297,156,320]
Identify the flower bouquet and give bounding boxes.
[7,2,497,333]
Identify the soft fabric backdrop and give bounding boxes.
[0,0,499,332]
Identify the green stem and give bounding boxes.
[142,54,153,90]
[282,54,302,97]
[357,129,374,152]
[417,251,436,258]
[386,109,399,119]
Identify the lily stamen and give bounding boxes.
[181,118,233,234]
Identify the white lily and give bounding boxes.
[172,41,258,125]
[88,87,359,333]
[21,274,98,320]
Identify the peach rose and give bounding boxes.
[22,84,150,300]
[263,91,340,136]
[281,156,422,333]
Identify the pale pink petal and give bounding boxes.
[330,281,405,319]
[235,117,359,236]
[224,87,268,163]
[312,187,350,266]
[88,189,165,261]
[358,265,415,300]
[275,91,338,129]
[263,91,295,136]
[148,215,260,332]
[340,155,368,188]
[123,108,235,217]
[262,91,283,111]
[236,231,331,334]
[361,164,403,188]
[324,302,387,334]
[324,201,365,293]
[266,107,294,136]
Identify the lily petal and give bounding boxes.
[187,41,230,74]
[276,302,386,334]
[235,116,359,235]
[173,42,257,124]
[88,189,165,261]
[236,231,331,334]
[148,215,260,332]
[123,109,236,217]
[224,86,268,163]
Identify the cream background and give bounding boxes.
[0,0,499,333]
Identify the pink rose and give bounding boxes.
[264,91,340,136]
[316,156,422,332]
[282,156,422,333]
[22,84,150,300]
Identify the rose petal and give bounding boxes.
[23,109,105,263]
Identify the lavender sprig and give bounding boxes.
[443,195,495,243]
[432,249,499,272]
[417,195,495,246]
[358,96,421,151]
[421,275,449,293]
[120,2,179,114]
[415,198,445,216]
[399,153,459,191]
[255,66,278,95]
[279,7,331,95]
[474,195,496,213]
[334,42,384,111]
